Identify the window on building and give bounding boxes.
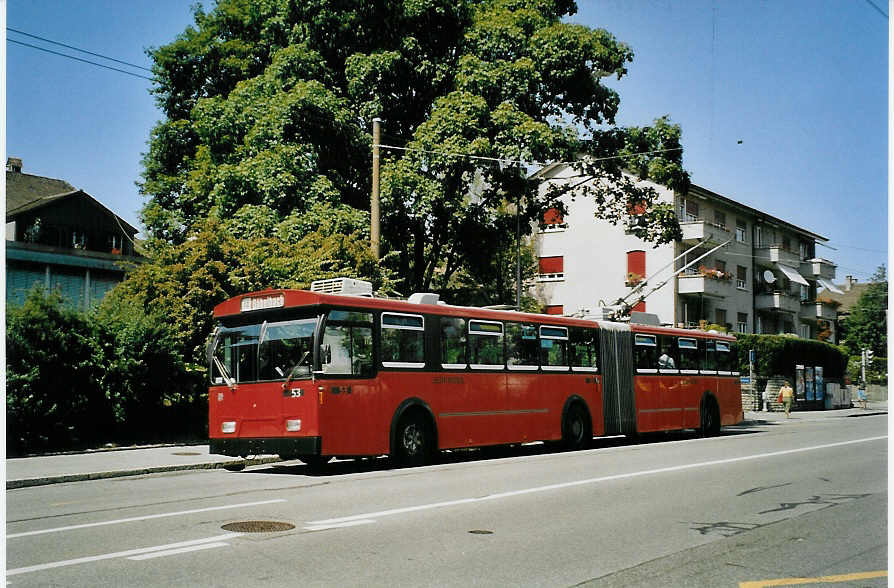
[626,250,646,286]
[782,236,791,252]
[755,225,763,248]
[715,260,726,273]
[799,241,809,260]
[680,198,699,222]
[736,265,747,289]
[714,211,726,229]
[538,256,564,281]
[800,284,810,301]
[540,207,568,232]
[800,324,810,339]
[715,308,727,327]
[737,313,748,334]
[735,220,747,243]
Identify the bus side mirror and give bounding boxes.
[322,344,332,364]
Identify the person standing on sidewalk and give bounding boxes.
[779,380,794,418]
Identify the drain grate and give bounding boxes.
[468,529,493,535]
[222,521,295,533]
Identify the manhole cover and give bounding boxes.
[468,529,493,535]
[221,521,295,533]
[172,452,201,456]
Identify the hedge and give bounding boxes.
[735,334,848,380]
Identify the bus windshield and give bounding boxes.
[211,316,318,384]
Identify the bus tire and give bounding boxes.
[700,396,721,437]
[562,402,592,451]
[394,411,432,467]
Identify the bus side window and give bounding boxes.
[678,338,699,371]
[658,335,677,370]
[703,340,717,372]
[634,334,658,372]
[381,313,425,368]
[715,340,733,373]
[468,320,504,369]
[506,323,539,370]
[569,327,598,371]
[540,325,569,371]
[440,317,467,369]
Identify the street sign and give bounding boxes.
[740,377,751,384]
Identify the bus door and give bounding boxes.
[317,310,378,455]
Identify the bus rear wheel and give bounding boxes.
[700,398,721,437]
[562,403,591,451]
[394,412,431,467]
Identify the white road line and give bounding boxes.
[7,499,286,538]
[304,519,376,531]
[305,435,887,528]
[126,542,231,560]
[7,533,241,576]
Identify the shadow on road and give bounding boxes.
[241,427,761,478]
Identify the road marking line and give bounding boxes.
[7,499,286,538]
[126,542,231,560]
[304,519,376,531]
[7,533,241,576]
[305,435,887,528]
[739,569,887,587]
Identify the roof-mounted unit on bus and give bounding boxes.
[408,292,441,305]
[629,312,661,326]
[310,277,373,297]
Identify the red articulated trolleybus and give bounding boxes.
[208,278,743,467]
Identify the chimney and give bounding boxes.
[7,157,22,173]
[845,275,857,291]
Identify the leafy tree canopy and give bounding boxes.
[841,265,887,358]
[143,0,687,296]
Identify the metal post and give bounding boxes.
[516,195,521,309]
[371,118,381,260]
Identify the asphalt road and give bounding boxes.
[6,414,887,587]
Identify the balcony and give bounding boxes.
[679,221,731,246]
[754,245,800,268]
[755,292,800,314]
[799,300,838,322]
[799,258,836,281]
[677,274,731,298]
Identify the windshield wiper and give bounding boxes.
[213,355,236,391]
[282,351,311,390]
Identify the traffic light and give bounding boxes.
[866,349,874,362]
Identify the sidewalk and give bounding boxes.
[6,403,886,489]
[6,445,281,489]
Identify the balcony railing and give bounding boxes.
[755,292,800,314]
[677,274,731,298]
[799,300,838,322]
[754,245,800,268]
[799,258,836,281]
[679,220,731,246]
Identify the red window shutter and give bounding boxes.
[543,207,564,225]
[539,256,564,274]
[632,301,646,313]
[545,305,564,315]
[627,200,647,215]
[627,250,646,281]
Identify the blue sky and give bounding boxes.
[7,0,888,282]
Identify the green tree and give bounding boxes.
[840,265,887,358]
[143,0,687,296]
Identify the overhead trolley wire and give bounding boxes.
[8,39,154,81]
[7,27,153,71]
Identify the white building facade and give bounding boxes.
[530,163,840,342]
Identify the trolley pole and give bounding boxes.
[371,118,381,260]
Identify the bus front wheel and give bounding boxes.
[394,412,431,467]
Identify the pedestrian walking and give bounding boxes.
[778,380,794,418]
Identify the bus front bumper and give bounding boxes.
[210,436,322,459]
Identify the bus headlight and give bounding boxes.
[286,419,302,432]
[221,421,236,434]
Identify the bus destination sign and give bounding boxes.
[240,293,285,312]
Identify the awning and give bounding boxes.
[817,277,844,295]
[777,263,809,286]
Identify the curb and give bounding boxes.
[6,455,282,490]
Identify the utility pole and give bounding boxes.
[371,118,381,260]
